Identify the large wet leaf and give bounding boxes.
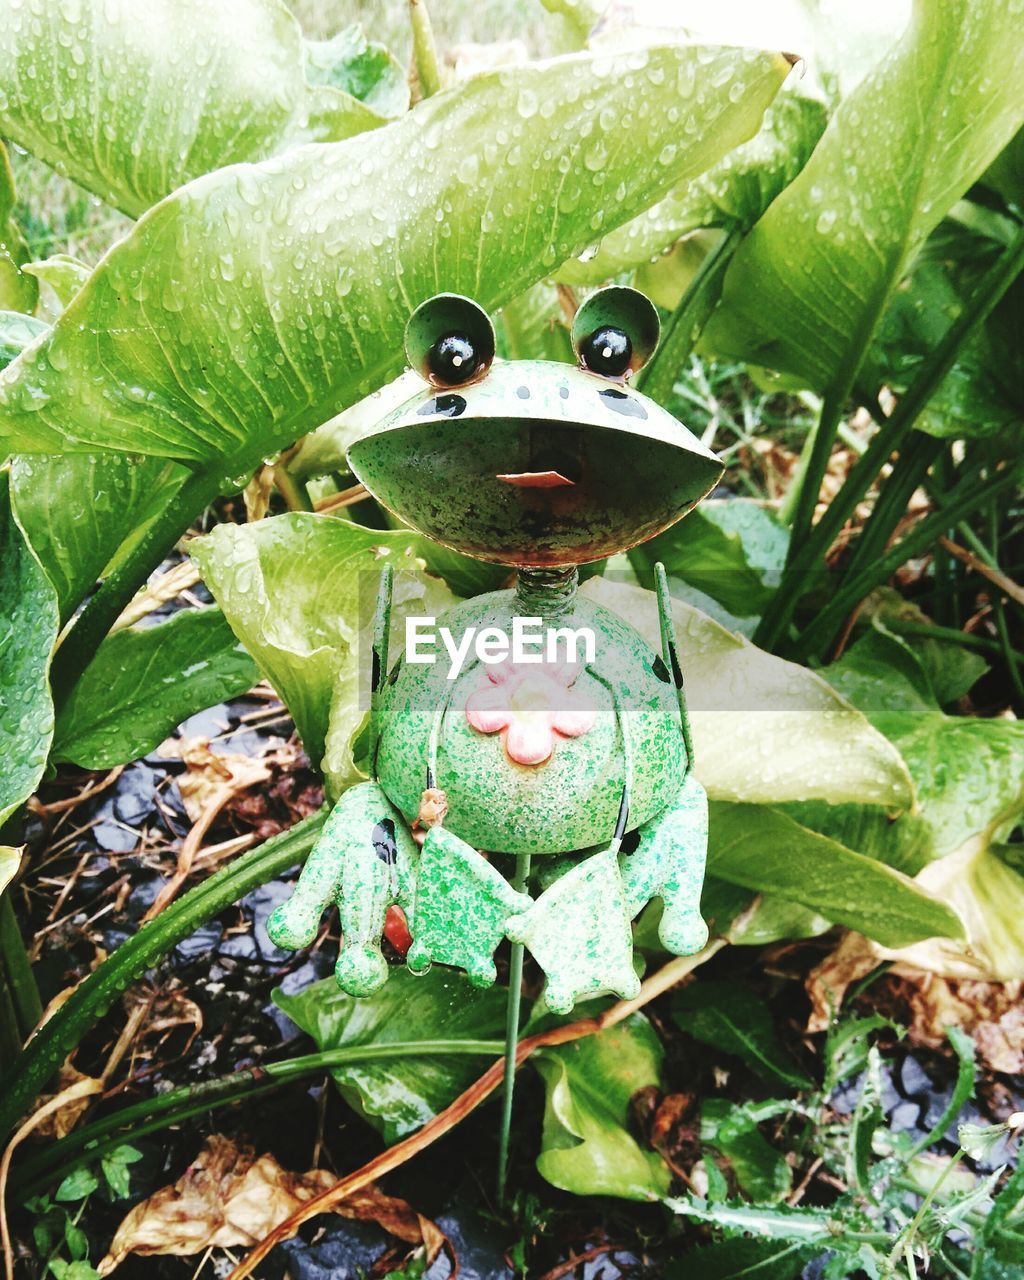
[52,608,258,768]
[708,802,962,948]
[273,968,504,1143]
[0,142,36,314]
[0,470,58,830]
[10,454,187,624]
[631,498,789,623]
[705,1,1024,391]
[826,627,1024,858]
[2,311,190,624]
[581,577,913,808]
[0,0,387,218]
[534,1014,670,1200]
[0,41,792,473]
[560,87,826,285]
[191,514,455,791]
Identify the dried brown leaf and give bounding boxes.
[98,1136,445,1274]
[808,932,1024,1074]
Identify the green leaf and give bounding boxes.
[631,498,789,620]
[826,628,1024,856]
[705,1,1024,391]
[272,967,504,1143]
[708,802,964,948]
[672,982,810,1088]
[0,0,386,218]
[0,847,19,895]
[51,608,259,769]
[0,309,47,370]
[10,454,188,623]
[22,255,91,310]
[54,1167,98,1203]
[0,41,792,472]
[0,141,37,314]
[534,1014,670,1200]
[192,514,455,791]
[777,800,934,877]
[100,1143,142,1199]
[664,1238,815,1280]
[701,1099,792,1202]
[846,1045,883,1193]
[305,25,409,118]
[581,577,913,808]
[560,86,827,285]
[0,469,58,829]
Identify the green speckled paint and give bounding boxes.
[268,292,723,1014]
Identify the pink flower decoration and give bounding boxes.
[465,657,597,766]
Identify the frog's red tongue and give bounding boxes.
[496,470,574,488]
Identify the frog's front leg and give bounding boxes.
[267,780,418,996]
[619,770,709,955]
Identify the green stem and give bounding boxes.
[883,1151,965,1275]
[497,851,531,1207]
[0,811,324,1142]
[884,617,1023,665]
[777,409,821,528]
[0,894,42,1037]
[791,464,1022,661]
[13,1038,504,1197]
[410,0,443,98]
[840,434,943,583]
[754,221,1024,652]
[50,464,226,707]
[783,386,849,567]
[636,224,744,407]
[273,463,314,513]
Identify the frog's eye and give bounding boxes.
[405,293,495,388]
[571,286,660,380]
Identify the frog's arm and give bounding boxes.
[654,561,695,772]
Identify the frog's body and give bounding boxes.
[378,590,684,854]
[267,289,723,1014]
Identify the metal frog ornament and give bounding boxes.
[268,287,724,1017]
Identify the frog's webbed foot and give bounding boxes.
[506,847,640,1014]
[407,827,530,988]
[267,781,418,998]
[619,770,709,956]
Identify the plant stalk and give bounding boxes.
[0,811,324,1142]
[0,895,41,1039]
[497,851,531,1206]
[14,1039,504,1197]
[791,463,1022,661]
[49,463,226,707]
[636,223,743,407]
[410,0,443,98]
[754,221,1024,652]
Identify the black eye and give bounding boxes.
[579,326,632,377]
[427,332,479,385]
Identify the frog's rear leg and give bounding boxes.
[619,770,709,955]
[408,826,531,988]
[267,780,418,995]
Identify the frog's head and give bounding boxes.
[347,288,723,567]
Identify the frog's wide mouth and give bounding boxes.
[348,415,722,567]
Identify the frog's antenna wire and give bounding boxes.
[497,850,531,1207]
[368,564,393,780]
[654,562,696,770]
